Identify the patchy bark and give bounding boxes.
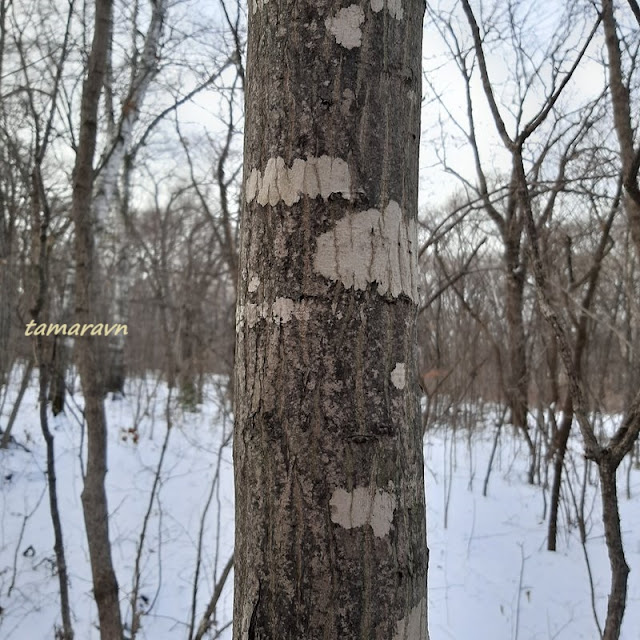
[234,1,428,638]
[97,0,168,395]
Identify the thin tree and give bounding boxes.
[70,0,124,637]
[602,0,640,259]
[234,1,429,637]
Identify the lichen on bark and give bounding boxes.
[234,1,428,638]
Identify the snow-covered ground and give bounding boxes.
[426,413,640,639]
[1,366,639,639]
[1,369,235,639]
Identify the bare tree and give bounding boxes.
[0,1,81,635]
[426,0,602,484]
[546,183,619,551]
[70,0,124,636]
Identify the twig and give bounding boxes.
[7,486,46,597]
[188,410,233,639]
[193,553,235,640]
[483,407,506,497]
[513,543,526,640]
[129,386,174,639]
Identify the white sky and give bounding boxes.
[418,0,615,211]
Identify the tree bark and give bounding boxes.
[70,0,123,637]
[38,353,74,639]
[0,359,33,449]
[601,0,640,259]
[600,460,630,640]
[49,335,68,415]
[234,1,428,638]
[547,200,615,551]
[504,243,528,431]
[547,397,572,551]
[95,0,168,395]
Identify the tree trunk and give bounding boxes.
[547,397,573,551]
[103,241,129,397]
[94,0,167,396]
[546,204,612,551]
[38,354,74,639]
[600,460,630,640]
[504,236,528,431]
[0,176,16,390]
[0,359,33,449]
[70,0,123,637]
[601,0,640,260]
[234,1,428,638]
[49,336,68,415]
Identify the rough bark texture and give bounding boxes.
[49,336,68,414]
[70,0,123,637]
[233,1,428,639]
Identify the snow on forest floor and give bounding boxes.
[425,408,640,640]
[0,366,639,639]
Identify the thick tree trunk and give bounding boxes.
[70,0,123,637]
[234,2,428,638]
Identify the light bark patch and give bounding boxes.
[392,598,427,640]
[370,0,404,20]
[313,200,419,303]
[391,363,406,389]
[237,299,311,329]
[251,0,269,14]
[242,302,268,328]
[272,297,295,323]
[246,156,351,206]
[248,276,260,293]
[325,5,365,49]
[329,485,396,537]
[341,88,355,115]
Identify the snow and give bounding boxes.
[426,415,640,639]
[0,367,235,639]
[1,366,639,639]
